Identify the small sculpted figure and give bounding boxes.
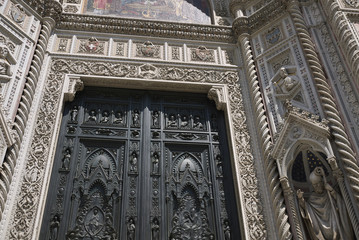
[62,148,71,170]
[151,217,160,240]
[127,218,136,240]
[70,106,78,122]
[279,67,298,93]
[0,45,12,76]
[50,215,60,240]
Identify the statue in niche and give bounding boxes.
[70,106,78,122]
[88,109,97,122]
[181,115,189,127]
[296,167,353,240]
[224,219,231,240]
[61,148,71,170]
[114,110,123,124]
[193,116,203,129]
[127,218,136,240]
[49,215,60,240]
[152,152,159,174]
[132,109,140,125]
[130,151,138,172]
[152,111,159,127]
[168,114,177,127]
[0,45,12,76]
[151,217,160,240]
[101,110,110,123]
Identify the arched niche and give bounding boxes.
[83,0,212,24]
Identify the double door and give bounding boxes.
[40,88,239,239]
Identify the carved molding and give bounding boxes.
[5,59,267,239]
[57,14,234,43]
[232,0,286,37]
[207,86,228,111]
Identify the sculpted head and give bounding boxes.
[279,67,288,78]
[309,167,324,194]
[0,45,9,59]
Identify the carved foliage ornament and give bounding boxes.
[7,59,266,239]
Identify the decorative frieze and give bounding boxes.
[58,14,234,43]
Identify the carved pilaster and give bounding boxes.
[287,0,359,218]
[63,76,84,102]
[327,157,359,238]
[0,2,61,220]
[280,177,304,240]
[318,0,359,87]
[238,33,291,240]
[207,86,227,111]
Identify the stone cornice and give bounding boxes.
[57,14,235,43]
[232,0,286,37]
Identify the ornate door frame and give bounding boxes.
[5,58,267,239]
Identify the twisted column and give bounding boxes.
[239,34,292,240]
[0,1,61,220]
[319,0,359,86]
[287,0,359,219]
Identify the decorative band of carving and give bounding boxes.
[288,0,359,237]
[5,59,267,239]
[0,17,55,221]
[239,34,291,240]
[58,14,234,43]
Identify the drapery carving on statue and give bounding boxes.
[271,67,301,101]
[208,86,227,111]
[296,167,354,240]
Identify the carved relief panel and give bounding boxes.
[40,88,239,239]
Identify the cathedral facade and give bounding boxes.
[0,0,359,239]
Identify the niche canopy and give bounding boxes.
[84,0,211,24]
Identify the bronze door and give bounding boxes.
[40,87,239,239]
